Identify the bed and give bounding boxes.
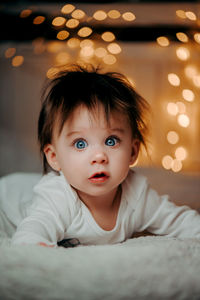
[0,168,200,299]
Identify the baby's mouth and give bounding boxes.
[88,172,109,182]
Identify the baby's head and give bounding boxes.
[38,64,149,174]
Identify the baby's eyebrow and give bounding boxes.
[66,128,125,137]
[66,131,82,137]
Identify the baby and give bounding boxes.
[12,64,200,247]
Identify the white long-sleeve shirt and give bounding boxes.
[11,170,200,246]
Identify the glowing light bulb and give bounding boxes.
[103,54,117,65]
[194,33,200,44]
[80,46,94,58]
[71,9,85,19]
[162,155,173,170]
[178,114,190,127]
[176,47,190,61]
[171,159,182,172]
[184,65,197,79]
[167,102,178,116]
[157,36,169,47]
[67,38,80,48]
[57,30,69,40]
[107,43,121,54]
[94,47,107,58]
[52,17,66,27]
[167,131,179,144]
[12,56,24,67]
[61,4,75,14]
[185,11,197,21]
[108,10,120,19]
[101,32,115,42]
[5,48,16,58]
[176,32,188,43]
[176,10,186,19]
[122,12,136,21]
[182,89,195,102]
[93,10,107,21]
[33,16,45,25]
[167,73,180,86]
[20,9,32,18]
[175,147,187,161]
[78,27,92,37]
[193,75,200,88]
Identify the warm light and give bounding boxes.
[52,17,66,27]
[193,75,200,88]
[80,39,94,48]
[5,48,16,58]
[101,32,115,42]
[80,46,94,58]
[167,103,178,116]
[194,33,200,44]
[57,30,69,40]
[176,10,186,19]
[78,27,92,37]
[122,12,136,21]
[171,159,182,172]
[176,47,190,61]
[67,38,80,48]
[185,11,197,21]
[157,36,169,47]
[184,65,197,78]
[103,54,117,65]
[66,18,79,28]
[162,155,173,170]
[46,67,59,79]
[33,38,46,54]
[47,41,63,53]
[175,147,187,161]
[176,32,188,43]
[176,101,186,114]
[107,43,121,54]
[71,9,85,19]
[93,10,107,21]
[33,16,45,25]
[12,56,24,67]
[178,114,190,127]
[182,89,195,102]
[94,47,107,58]
[20,9,32,18]
[61,4,75,14]
[167,73,180,86]
[108,10,121,19]
[167,131,179,144]
[56,52,70,64]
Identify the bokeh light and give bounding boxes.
[167,131,179,144]
[12,56,24,67]
[157,36,169,47]
[52,17,66,27]
[178,114,190,127]
[101,32,115,42]
[61,4,75,14]
[5,48,16,58]
[176,47,190,61]
[175,147,187,161]
[93,10,107,21]
[167,102,178,116]
[57,30,69,40]
[107,43,121,54]
[78,27,92,37]
[162,155,173,169]
[176,32,188,43]
[71,9,85,19]
[108,10,121,19]
[182,89,195,102]
[167,73,180,86]
[66,18,79,28]
[122,12,136,21]
[33,16,45,25]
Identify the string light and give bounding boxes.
[176,47,190,61]
[101,32,115,42]
[185,11,197,21]
[20,9,32,18]
[157,36,169,47]
[33,16,45,25]
[57,30,69,41]
[107,43,121,54]
[176,32,188,43]
[175,147,187,161]
[171,159,182,172]
[52,17,66,27]
[167,73,180,86]
[167,131,179,144]
[94,47,107,58]
[182,89,195,102]
[103,54,117,65]
[77,27,92,38]
[194,33,200,44]
[93,10,107,21]
[108,10,121,19]
[177,114,190,127]
[5,48,16,58]
[80,46,94,58]
[80,39,94,48]
[162,155,173,169]
[184,65,197,79]
[66,19,79,28]
[71,9,85,19]
[176,101,186,114]
[193,75,200,88]
[12,56,24,67]
[67,38,80,48]
[61,4,75,14]
[167,102,178,116]
[176,10,186,19]
[122,12,136,21]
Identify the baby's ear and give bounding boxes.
[130,139,140,166]
[43,144,61,171]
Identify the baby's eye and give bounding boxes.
[105,136,119,147]
[74,139,88,149]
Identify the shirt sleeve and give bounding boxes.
[11,174,73,246]
[134,184,200,238]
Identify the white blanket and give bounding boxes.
[0,235,200,299]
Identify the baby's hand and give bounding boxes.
[38,242,54,248]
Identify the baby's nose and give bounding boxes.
[90,150,108,165]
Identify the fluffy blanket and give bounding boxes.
[0,234,200,299]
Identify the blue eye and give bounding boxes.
[74,139,88,149]
[105,137,119,147]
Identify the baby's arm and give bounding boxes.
[11,174,70,247]
[134,185,200,238]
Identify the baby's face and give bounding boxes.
[45,105,139,199]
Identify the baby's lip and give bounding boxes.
[88,172,109,180]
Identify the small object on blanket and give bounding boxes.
[57,238,80,248]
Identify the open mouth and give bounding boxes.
[89,172,109,182]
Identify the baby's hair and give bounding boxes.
[38,64,150,173]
